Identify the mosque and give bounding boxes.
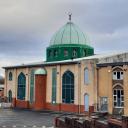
[3,15,128,115]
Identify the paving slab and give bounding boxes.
[0,108,59,128]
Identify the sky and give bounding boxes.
[0,0,128,75]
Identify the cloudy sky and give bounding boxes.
[0,0,128,75]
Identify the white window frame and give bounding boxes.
[113,89,124,108]
[113,71,123,80]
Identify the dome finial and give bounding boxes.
[68,12,72,21]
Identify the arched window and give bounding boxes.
[84,68,89,84]
[17,72,26,100]
[48,50,52,57]
[84,94,89,111]
[83,49,86,56]
[62,71,74,103]
[113,71,123,80]
[113,85,124,107]
[72,49,77,57]
[9,72,13,81]
[30,69,35,103]
[8,90,12,102]
[54,50,58,57]
[64,49,68,57]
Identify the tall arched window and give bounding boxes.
[30,69,35,103]
[8,90,12,102]
[84,93,89,111]
[113,85,124,107]
[17,72,26,100]
[84,68,89,84]
[62,71,74,103]
[9,72,13,81]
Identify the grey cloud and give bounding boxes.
[64,0,128,33]
[0,0,128,73]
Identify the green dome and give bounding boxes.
[35,68,47,75]
[46,20,94,62]
[50,22,89,46]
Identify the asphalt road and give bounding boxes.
[0,108,60,128]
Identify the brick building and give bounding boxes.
[3,16,128,115]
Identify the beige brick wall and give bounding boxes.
[45,66,55,103]
[98,65,128,115]
[5,69,17,98]
[98,66,113,114]
[5,60,97,108]
[123,65,128,115]
[5,68,29,100]
[80,60,97,106]
[4,61,128,115]
[45,64,79,105]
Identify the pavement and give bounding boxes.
[0,108,62,128]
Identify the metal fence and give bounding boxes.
[0,103,12,108]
